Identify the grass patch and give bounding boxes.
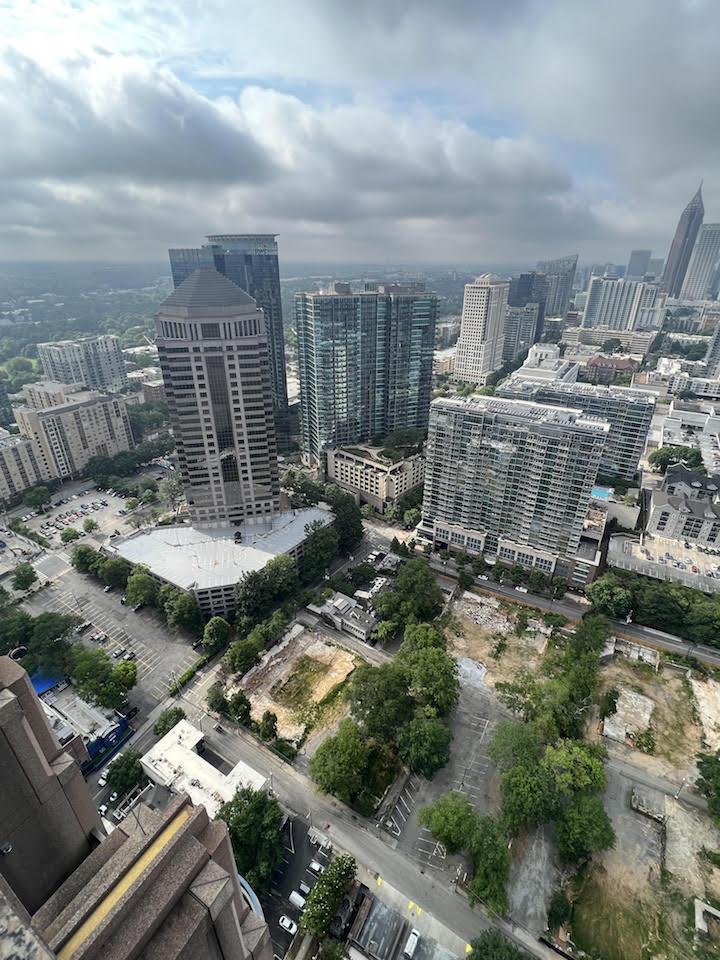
[273,655,327,710]
[570,867,661,960]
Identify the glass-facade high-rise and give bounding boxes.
[662,184,705,298]
[169,235,289,435]
[296,289,437,465]
[536,254,578,317]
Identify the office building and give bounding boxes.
[648,257,665,279]
[169,235,289,430]
[508,271,548,341]
[37,336,127,393]
[0,430,54,504]
[681,223,720,301]
[626,249,652,279]
[536,254,578,316]
[502,303,540,362]
[295,289,437,465]
[507,343,579,385]
[141,377,165,403]
[156,268,280,527]
[663,183,705,297]
[14,390,133,480]
[0,657,102,914]
[562,325,657,355]
[582,275,665,331]
[420,395,608,574]
[453,275,508,385]
[326,446,424,514]
[497,379,654,481]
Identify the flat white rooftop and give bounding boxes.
[141,720,266,818]
[108,507,331,592]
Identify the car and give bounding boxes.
[118,509,127,516]
[120,595,127,605]
[125,706,139,720]
[132,603,144,613]
[113,647,126,659]
[103,585,113,593]
[97,773,108,788]
[109,791,118,803]
[192,638,204,649]
[90,632,104,642]
[515,586,529,593]
[74,621,92,634]
[279,916,298,935]
[123,651,136,661]
[98,804,108,817]
[308,860,325,875]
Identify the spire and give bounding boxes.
[689,180,704,210]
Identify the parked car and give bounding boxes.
[279,916,298,935]
[113,647,126,659]
[97,773,108,788]
[103,585,113,593]
[123,651,137,661]
[98,804,108,817]
[120,595,127,605]
[74,622,92,634]
[132,603,144,613]
[109,791,118,803]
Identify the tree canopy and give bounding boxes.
[309,719,370,804]
[468,931,530,960]
[397,717,452,778]
[301,520,340,584]
[107,750,145,794]
[648,445,704,474]
[373,559,443,627]
[697,750,720,823]
[153,706,186,737]
[346,662,413,742]
[217,787,285,893]
[125,565,159,606]
[12,562,37,591]
[418,791,475,853]
[300,855,356,938]
[554,794,615,863]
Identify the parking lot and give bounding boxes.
[23,567,198,715]
[383,675,502,876]
[261,819,332,958]
[14,483,143,546]
[610,533,720,595]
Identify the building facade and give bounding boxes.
[502,303,540,363]
[453,275,508,385]
[508,271,548,341]
[583,276,665,331]
[663,183,705,297]
[681,223,720,301]
[0,432,54,504]
[169,235,289,431]
[420,396,608,573]
[626,249,652,279]
[37,335,127,393]
[14,391,134,479]
[326,446,424,513]
[296,289,436,464]
[536,254,578,317]
[156,268,280,528]
[497,379,654,481]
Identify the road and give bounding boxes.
[428,560,720,668]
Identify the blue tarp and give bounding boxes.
[31,673,63,696]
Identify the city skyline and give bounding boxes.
[1,2,719,263]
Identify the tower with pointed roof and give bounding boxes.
[156,268,281,528]
[663,183,705,298]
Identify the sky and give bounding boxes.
[0,0,718,265]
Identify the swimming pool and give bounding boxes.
[591,485,613,500]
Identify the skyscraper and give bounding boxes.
[536,254,578,316]
[420,395,608,573]
[37,335,127,393]
[662,183,705,297]
[626,249,652,279]
[502,303,540,363]
[296,289,437,465]
[508,271,548,341]
[681,223,720,301]
[582,276,666,331]
[169,235,289,432]
[156,268,280,527]
[453,275,509,384]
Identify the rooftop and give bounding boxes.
[140,720,266,817]
[159,267,256,311]
[108,507,332,592]
[433,394,610,433]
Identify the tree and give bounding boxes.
[101,557,131,588]
[300,520,340,584]
[586,575,633,619]
[488,722,543,772]
[21,612,75,676]
[23,485,52,509]
[458,569,474,591]
[467,816,511,914]
[71,544,102,574]
[236,554,299,622]
[346,663,412,742]
[203,616,231,654]
[125,564,159,606]
[12,562,37,591]
[373,559,443,627]
[697,750,720,822]
[60,527,81,543]
[601,338,623,353]
[419,791,475,854]
[468,931,530,960]
[403,507,421,529]
[68,646,136,708]
[228,690,252,725]
[554,794,615,863]
[83,517,99,533]
[527,569,547,593]
[317,940,346,960]
[164,590,203,634]
[309,719,370,804]
[397,717,452,777]
[258,710,278,741]
[648,445,705,474]
[402,647,459,716]
[107,750,145,794]
[500,763,559,835]
[542,740,607,798]
[399,622,446,655]
[217,787,285,893]
[301,854,356,938]
[224,633,265,675]
[207,683,228,713]
[154,706,186,736]
[325,486,363,553]
[159,474,185,515]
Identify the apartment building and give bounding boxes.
[14,390,133,479]
[37,335,127,393]
[583,275,666,331]
[502,303,540,363]
[420,395,608,575]
[326,446,424,513]
[0,431,54,504]
[497,379,654,481]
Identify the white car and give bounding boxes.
[279,916,297,935]
[97,773,108,788]
[98,804,108,817]
[109,791,118,803]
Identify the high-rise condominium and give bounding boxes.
[582,275,666,331]
[508,271,548,341]
[536,254,578,316]
[704,322,720,377]
[420,395,608,573]
[681,223,720,301]
[169,235,289,428]
[663,183,705,297]
[296,288,437,465]
[502,303,540,363]
[37,335,127,393]
[156,268,280,527]
[497,379,655,481]
[626,249,652,279]
[453,275,508,385]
